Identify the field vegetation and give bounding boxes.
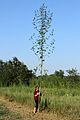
[0,102,21,120]
[0,84,80,120]
[0,58,80,120]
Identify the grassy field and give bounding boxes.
[0,85,80,120]
[0,103,21,120]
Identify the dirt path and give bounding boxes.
[0,96,66,120]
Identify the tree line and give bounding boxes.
[0,57,34,86]
[0,57,80,87]
[32,68,80,88]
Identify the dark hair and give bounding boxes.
[35,85,39,91]
[35,85,39,88]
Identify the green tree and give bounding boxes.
[0,57,34,86]
[0,60,4,85]
[12,57,33,85]
[30,4,55,76]
[66,68,78,77]
[66,68,79,84]
[54,70,64,79]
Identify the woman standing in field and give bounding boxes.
[34,85,40,113]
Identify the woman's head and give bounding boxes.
[35,85,39,91]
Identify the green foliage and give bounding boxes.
[66,68,78,76]
[66,68,80,84]
[0,86,80,120]
[0,57,34,86]
[30,74,80,88]
[30,4,55,75]
[54,70,64,79]
[40,98,48,111]
[0,85,34,106]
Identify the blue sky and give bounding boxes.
[0,0,80,75]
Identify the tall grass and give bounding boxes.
[0,85,80,120]
[0,85,34,107]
